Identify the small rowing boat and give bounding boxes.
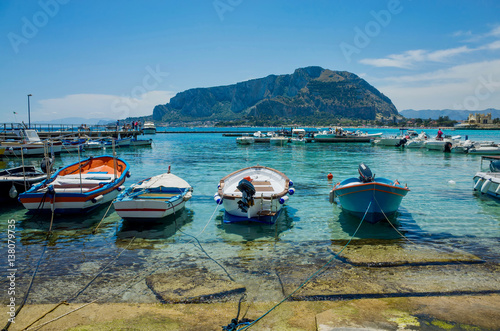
[215,165,294,224]
[19,155,129,214]
[329,163,409,223]
[113,168,193,220]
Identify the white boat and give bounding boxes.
[473,156,500,199]
[113,169,192,220]
[425,135,461,151]
[315,127,382,143]
[404,132,428,149]
[468,145,500,155]
[142,122,156,134]
[236,134,255,145]
[290,129,306,144]
[269,135,289,146]
[214,165,295,223]
[372,129,419,147]
[1,129,62,156]
[130,138,153,147]
[84,140,104,150]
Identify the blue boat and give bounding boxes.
[329,163,409,223]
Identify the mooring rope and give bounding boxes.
[232,201,371,330]
[23,237,136,330]
[91,199,116,234]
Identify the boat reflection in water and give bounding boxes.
[116,209,193,249]
[217,207,294,242]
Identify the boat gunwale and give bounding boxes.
[217,165,290,199]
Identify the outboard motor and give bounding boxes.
[41,156,53,174]
[358,163,374,183]
[490,160,500,172]
[236,179,256,212]
[395,137,407,147]
[444,142,452,153]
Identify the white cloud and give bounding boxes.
[376,59,500,110]
[360,46,474,68]
[34,91,176,121]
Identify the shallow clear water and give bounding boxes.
[1,127,499,304]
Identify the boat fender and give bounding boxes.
[214,194,223,205]
[9,184,18,199]
[279,195,289,204]
[473,178,483,191]
[92,195,104,203]
[288,188,295,195]
[481,179,492,194]
[289,180,294,187]
[117,187,122,192]
[329,190,335,204]
[126,171,131,178]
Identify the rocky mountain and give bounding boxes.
[153,67,399,123]
[400,108,500,121]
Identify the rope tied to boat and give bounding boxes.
[231,201,372,330]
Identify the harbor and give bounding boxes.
[1,127,499,330]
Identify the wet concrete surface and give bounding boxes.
[2,237,499,330]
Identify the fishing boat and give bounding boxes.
[329,163,409,223]
[315,127,382,143]
[130,137,153,147]
[113,168,192,220]
[142,122,156,134]
[290,129,306,144]
[1,129,62,156]
[214,165,295,223]
[0,165,48,202]
[269,135,289,146]
[473,156,500,199]
[19,155,130,214]
[424,135,461,151]
[372,129,419,147]
[236,134,255,145]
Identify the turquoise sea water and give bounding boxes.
[1,127,499,305]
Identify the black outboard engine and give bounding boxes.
[358,163,374,183]
[395,137,407,147]
[490,160,500,172]
[236,179,256,212]
[41,156,53,174]
[444,142,452,153]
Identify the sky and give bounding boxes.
[1,0,500,122]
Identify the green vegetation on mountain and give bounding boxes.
[153,66,401,126]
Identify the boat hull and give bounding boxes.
[19,156,130,214]
[217,166,292,224]
[114,198,187,219]
[473,172,500,199]
[331,179,409,223]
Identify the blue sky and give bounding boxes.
[1,0,500,122]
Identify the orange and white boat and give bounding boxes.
[19,156,130,214]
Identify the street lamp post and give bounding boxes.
[27,94,32,129]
